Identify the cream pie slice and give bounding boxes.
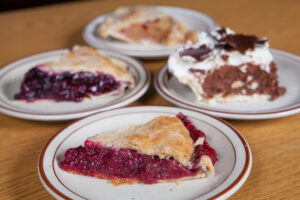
[168,27,286,104]
[14,46,135,102]
[59,113,217,185]
[98,6,197,46]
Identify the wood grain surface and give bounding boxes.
[0,0,299,199]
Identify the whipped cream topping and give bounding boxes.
[168,27,273,83]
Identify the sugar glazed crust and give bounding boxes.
[41,45,135,88]
[87,116,195,167]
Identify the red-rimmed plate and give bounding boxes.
[38,106,252,200]
[0,49,150,121]
[155,49,300,120]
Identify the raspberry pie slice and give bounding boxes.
[14,46,135,102]
[59,113,217,185]
[98,6,197,46]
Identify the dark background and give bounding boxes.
[0,0,78,12]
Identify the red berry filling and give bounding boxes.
[59,114,217,184]
[176,113,206,141]
[15,66,121,102]
[59,146,199,184]
[176,113,217,165]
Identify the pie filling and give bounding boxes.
[201,62,286,100]
[14,66,122,102]
[59,113,217,184]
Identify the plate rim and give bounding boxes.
[82,5,218,58]
[38,105,252,200]
[0,49,151,121]
[154,48,300,120]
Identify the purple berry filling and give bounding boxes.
[14,67,121,102]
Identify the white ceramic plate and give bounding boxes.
[0,49,150,121]
[155,49,300,120]
[82,6,217,59]
[38,106,252,200]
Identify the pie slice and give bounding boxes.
[98,6,197,46]
[14,46,135,102]
[59,113,217,185]
[168,27,286,103]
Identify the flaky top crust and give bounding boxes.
[98,6,192,46]
[87,116,195,167]
[39,46,135,87]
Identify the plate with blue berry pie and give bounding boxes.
[0,46,150,121]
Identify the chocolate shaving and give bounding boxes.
[216,27,227,36]
[218,34,267,54]
[179,45,211,61]
[210,27,228,41]
[257,38,268,44]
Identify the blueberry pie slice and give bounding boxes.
[98,6,197,46]
[14,46,135,102]
[59,113,217,185]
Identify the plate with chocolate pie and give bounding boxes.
[82,6,217,58]
[0,46,150,121]
[38,106,252,200]
[155,27,300,119]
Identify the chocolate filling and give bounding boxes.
[201,62,286,100]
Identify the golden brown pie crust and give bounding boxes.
[98,7,196,46]
[88,116,195,167]
[41,46,135,88]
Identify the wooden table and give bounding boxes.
[0,0,299,199]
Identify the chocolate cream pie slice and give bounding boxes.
[59,113,217,185]
[168,27,286,104]
[14,46,135,102]
[98,6,197,46]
